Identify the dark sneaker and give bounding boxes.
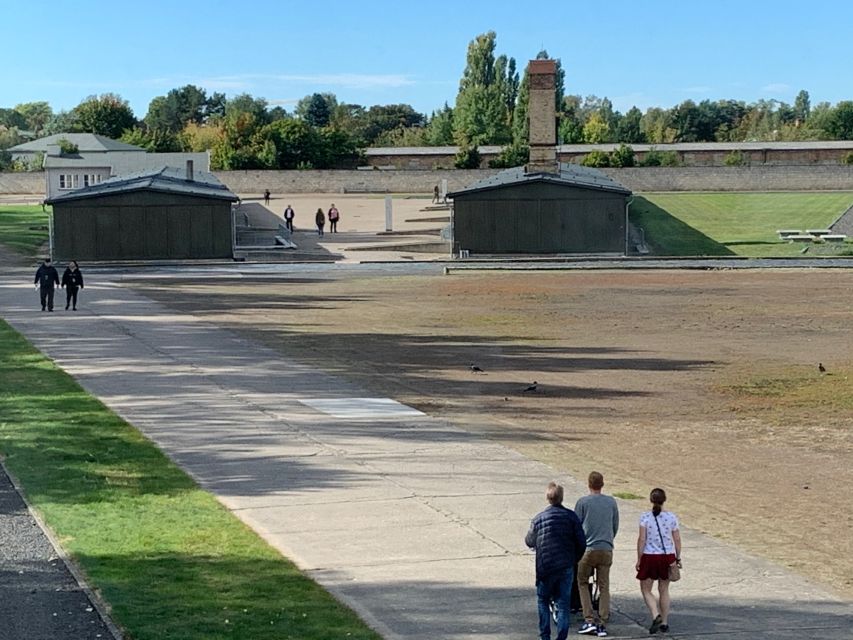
[578,622,597,635]
[596,625,607,637]
[649,615,662,634]
[659,624,669,633]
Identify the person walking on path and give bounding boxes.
[283,205,295,232]
[315,208,326,237]
[61,260,84,311]
[636,488,682,635]
[34,257,59,312]
[328,204,340,233]
[432,184,440,204]
[575,471,619,637]
[526,481,587,640]
[263,189,271,206]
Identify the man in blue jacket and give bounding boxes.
[526,482,587,640]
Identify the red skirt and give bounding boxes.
[636,553,676,581]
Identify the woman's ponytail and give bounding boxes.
[650,487,667,516]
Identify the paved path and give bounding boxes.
[1,273,852,639]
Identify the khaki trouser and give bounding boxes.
[577,549,613,624]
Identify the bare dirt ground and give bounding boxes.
[133,268,853,600]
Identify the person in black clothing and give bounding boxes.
[526,482,587,640]
[61,260,84,311]
[283,205,295,232]
[263,189,271,205]
[34,257,60,312]
[315,208,326,236]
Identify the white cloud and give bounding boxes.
[761,82,791,94]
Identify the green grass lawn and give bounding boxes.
[0,205,50,255]
[0,320,380,640]
[632,192,853,257]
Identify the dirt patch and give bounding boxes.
[132,268,853,600]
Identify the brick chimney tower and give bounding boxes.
[525,59,559,175]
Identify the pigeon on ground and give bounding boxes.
[523,381,538,393]
[818,363,826,374]
[470,363,484,373]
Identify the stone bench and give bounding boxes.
[787,234,816,243]
[777,229,802,240]
[822,234,848,242]
[806,229,833,236]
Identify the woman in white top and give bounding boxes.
[636,488,682,634]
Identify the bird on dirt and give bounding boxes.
[523,381,538,393]
[818,363,826,374]
[470,363,484,373]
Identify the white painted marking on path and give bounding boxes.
[300,397,425,419]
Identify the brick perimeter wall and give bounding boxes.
[5,166,853,196]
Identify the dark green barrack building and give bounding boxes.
[46,165,238,261]
[448,163,631,255]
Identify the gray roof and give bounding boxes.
[43,150,210,174]
[448,163,631,198]
[366,140,853,156]
[45,166,237,204]
[10,133,145,153]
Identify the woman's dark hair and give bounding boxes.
[650,487,667,516]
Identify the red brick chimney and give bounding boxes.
[525,59,559,175]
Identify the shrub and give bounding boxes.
[57,138,79,155]
[609,144,635,168]
[640,147,681,167]
[724,150,746,166]
[580,150,610,168]
[488,143,529,169]
[454,144,481,169]
[843,152,853,165]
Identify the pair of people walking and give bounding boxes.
[315,203,340,236]
[34,258,84,312]
[526,475,681,639]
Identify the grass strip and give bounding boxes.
[0,319,380,640]
[0,205,50,255]
[638,192,853,257]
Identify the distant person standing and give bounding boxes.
[263,189,271,206]
[315,208,326,236]
[328,203,340,232]
[34,257,59,312]
[61,260,84,311]
[432,184,440,204]
[575,472,619,637]
[525,481,587,640]
[283,204,295,232]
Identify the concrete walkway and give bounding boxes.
[1,274,851,639]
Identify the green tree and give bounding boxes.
[453,144,481,169]
[120,127,181,152]
[609,144,635,167]
[827,101,853,140]
[580,150,610,167]
[582,112,610,143]
[616,106,645,143]
[14,101,53,133]
[793,90,811,123]
[298,93,332,127]
[425,104,455,145]
[72,93,136,138]
[454,31,512,145]
[226,94,270,123]
[144,85,209,132]
[0,108,27,130]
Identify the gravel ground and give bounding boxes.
[0,465,117,640]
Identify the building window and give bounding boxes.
[83,174,101,187]
[59,174,77,189]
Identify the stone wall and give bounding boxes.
[0,172,45,195]
[601,166,853,192]
[5,166,853,196]
[210,169,495,194]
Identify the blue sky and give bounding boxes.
[4,0,851,118]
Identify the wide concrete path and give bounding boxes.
[1,275,851,639]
